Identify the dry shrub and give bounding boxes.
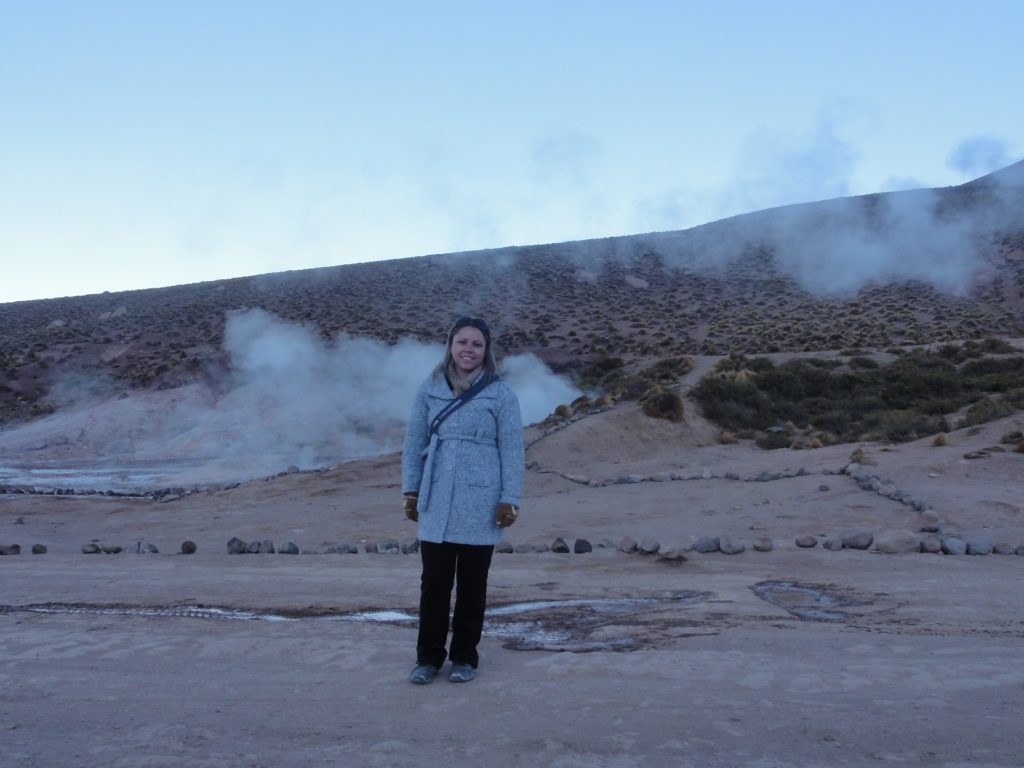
[1016,442,1024,454]
[756,431,791,450]
[571,395,592,412]
[959,396,1018,428]
[850,447,866,463]
[719,430,737,444]
[642,390,684,423]
[808,435,823,449]
[553,404,574,420]
[932,432,948,447]
[1000,430,1023,445]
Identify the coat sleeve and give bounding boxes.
[402,380,430,494]
[496,384,525,507]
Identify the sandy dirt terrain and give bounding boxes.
[2,404,1024,767]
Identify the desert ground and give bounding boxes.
[3,391,1023,768]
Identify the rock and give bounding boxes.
[400,538,420,554]
[143,543,159,554]
[573,539,592,554]
[261,539,276,554]
[818,484,830,492]
[495,541,514,554]
[919,522,942,533]
[873,530,920,554]
[623,475,645,484]
[841,529,874,550]
[82,543,101,554]
[719,536,745,555]
[701,468,713,479]
[278,541,299,555]
[752,537,774,552]
[618,536,638,554]
[649,472,672,482]
[638,537,661,555]
[657,548,687,566]
[326,542,359,554]
[363,541,379,554]
[246,541,262,554]
[725,472,741,481]
[32,544,47,554]
[919,537,942,554]
[596,538,618,550]
[963,451,988,459]
[563,473,591,485]
[100,545,122,554]
[1016,544,1024,557]
[513,542,550,553]
[693,536,720,554]
[227,537,247,555]
[965,536,993,556]
[0,544,22,555]
[795,535,818,548]
[376,539,400,554]
[941,537,967,556]
[823,538,844,551]
[181,541,197,554]
[992,542,1015,555]
[551,537,570,553]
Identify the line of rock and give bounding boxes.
[7,531,1020,559]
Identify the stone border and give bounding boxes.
[5,532,1022,559]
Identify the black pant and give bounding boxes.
[416,540,495,669]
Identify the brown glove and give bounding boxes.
[403,493,418,522]
[495,503,519,528]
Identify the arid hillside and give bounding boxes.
[2,160,1023,428]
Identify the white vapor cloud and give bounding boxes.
[715,114,860,218]
[0,310,579,486]
[947,135,1014,177]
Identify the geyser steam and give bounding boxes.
[0,310,580,483]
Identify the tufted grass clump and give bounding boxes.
[641,387,684,423]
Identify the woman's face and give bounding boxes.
[450,326,486,375]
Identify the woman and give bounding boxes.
[401,316,525,684]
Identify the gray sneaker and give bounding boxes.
[409,664,439,685]
[448,663,476,683]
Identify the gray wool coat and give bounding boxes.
[402,372,525,545]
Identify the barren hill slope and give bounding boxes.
[2,161,1023,428]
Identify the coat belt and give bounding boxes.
[417,432,498,512]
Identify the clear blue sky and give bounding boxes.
[2,0,1022,303]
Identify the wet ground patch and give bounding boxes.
[751,580,870,622]
[0,591,712,653]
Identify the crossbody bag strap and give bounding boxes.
[428,376,498,438]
